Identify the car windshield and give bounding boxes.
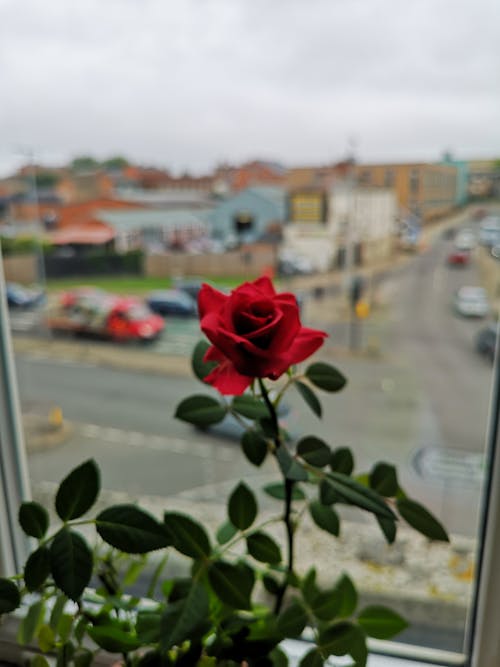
[126,305,153,321]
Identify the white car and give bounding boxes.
[454,229,476,251]
[453,286,489,318]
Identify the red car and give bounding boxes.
[447,249,470,267]
[47,289,164,342]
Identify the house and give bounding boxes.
[96,208,212,253]
[283,183,398,272]
[207,186,287,247]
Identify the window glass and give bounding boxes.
[0,1,498,663]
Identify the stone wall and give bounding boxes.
[2,254,39,284]
[145,244,277,278]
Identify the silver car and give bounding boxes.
[454,286,489,318]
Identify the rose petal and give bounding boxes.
[286,326,328,365]
[203,357,253,395]
[198,284,228,319]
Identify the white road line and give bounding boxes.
[80,424,102,437]
[103,427,123,442]
[74,422,237,461]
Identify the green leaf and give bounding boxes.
[18,501,49,538]
[73,650,94,667]
[232,394,270,419]
[18,599,44,645]
[296,437,331,467]
[24,546,51,592]
[270,647,289,667]
[55,459,100,521]
[163,512,211,558]
[376,516,397,544]
[277,600,308,638]
[38,623,56,652]
[49,594,68,629]
[50,530,93,601]
[31,656,51,667]
[299,649,323,667]
[241,430,268,466]
[397,498,449,541]
[136,610,162,643]
[263,482,306,501]
[216,520,237,545]
[305,362,347,392]
[295,380,322,418]
[0,578,20,614]
[246,531,282,564]
[309,501,340,536]
[369,463,399,497]
[263,574,281,595]
[276,446,308,481]
[191,339,217,382]
[87,624,142,653]
[97,505,171,553]
[334,574,358,618]
[319,621,367,663]
[310,589,342,621]
[57,614,74,643]
[319,479,339,505]
[208,561,254,609]
[358,605,408,639]
[330,447,354,475]
[301,567,319,605]
[228,482,258,531]
[160,582,209,650]
[326,472,396,520]
[175,394,226,426]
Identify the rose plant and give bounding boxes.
[0,277,449,667]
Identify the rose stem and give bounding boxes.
[258,378,295,615]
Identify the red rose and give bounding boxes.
[198,276,327,395]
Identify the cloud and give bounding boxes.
[0,0,499,175]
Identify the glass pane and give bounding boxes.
[1,2,498,663]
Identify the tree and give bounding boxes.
[71,156,100,171]
[102,156,129,170]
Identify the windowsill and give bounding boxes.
[0,614,466,667]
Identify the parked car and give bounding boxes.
[490,244,500,260]
[146,289,197,317]
[447,249,470,267]
[454,229,476,251]
[173,278,207,301]
[475,324,498,362]
[278,251,315,276]
[453,286,490,318]
[479,216,500,247]
[47,289,164,342]
[6,282,45,309]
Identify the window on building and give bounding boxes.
[409,169,420,194]
[233,211,255,235]
[384,169,395,187]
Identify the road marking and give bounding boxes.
[74,422,237,462]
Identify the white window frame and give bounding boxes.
[0,246,498,666]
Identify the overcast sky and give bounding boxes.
[1,0,499,176]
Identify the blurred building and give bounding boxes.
[466,159,500,199]
[353,162,458,221]
[283,183,397,272]
[208,186,287,248]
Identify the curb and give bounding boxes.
[23,413,73,452]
